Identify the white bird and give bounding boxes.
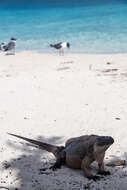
[50,42,70,55]
[3,37,16,55]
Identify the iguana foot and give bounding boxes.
[50,165,60,171]
[98,170,110,176]
[49,163,61,171]
[87,175,101,181]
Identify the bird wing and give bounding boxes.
[54,42,62,49]
[4,42,15,51]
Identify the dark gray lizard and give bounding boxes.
[8,133,114,181]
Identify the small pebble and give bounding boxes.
[115,117,120,120]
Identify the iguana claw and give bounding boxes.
[50,165,58,171]
[50,163,61,171]
[87,175,101,181]
[98,170,110,175]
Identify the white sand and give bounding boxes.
[0,51,127,190]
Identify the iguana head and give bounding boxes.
[94,136,114,153]
[96,136,114,146]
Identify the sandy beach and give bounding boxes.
[0,52,127,190]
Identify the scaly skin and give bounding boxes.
[8,133,114,181]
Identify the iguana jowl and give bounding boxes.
[8,133,114,181]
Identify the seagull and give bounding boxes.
[3,37,17,55]
[50,42,70,55]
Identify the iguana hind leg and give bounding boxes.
[50,148,66,170]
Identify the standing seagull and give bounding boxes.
[3,37,16,55]
[50,42,70,55]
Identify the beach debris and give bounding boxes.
[57,67,70,71]
[120,73,127,77]
[24,117,29,120]
[106,62,112,65]
[6,74,11,78]
[102,69,111,72]
[61,61,74,64]
[39,168,48,171]
[112,69,118,71]
[115,117,120,120]
[106,159,126,167]
[8,133,114,181]
[39,171,50,175]
[102,69,118,73]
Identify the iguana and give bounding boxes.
[8,133,114,181]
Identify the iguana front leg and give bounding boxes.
[81,157,100,181]
[96,153,110,176]
[98,162,110,175]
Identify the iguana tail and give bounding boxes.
[8,133,63,158]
